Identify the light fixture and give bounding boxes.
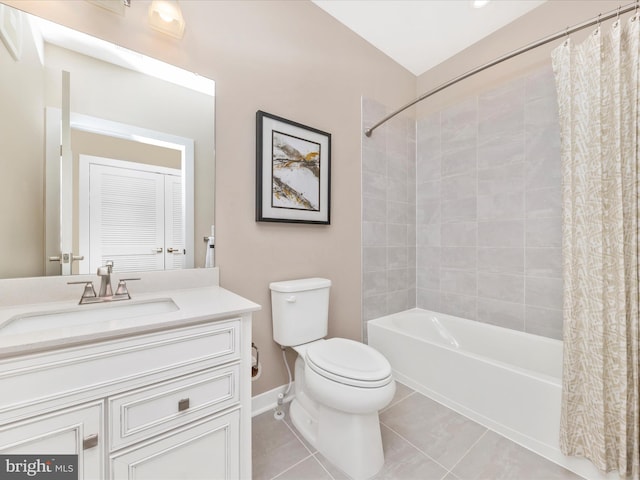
[148,0,185,39]
[473,0,490,8]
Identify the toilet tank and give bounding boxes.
[270,278,331,347]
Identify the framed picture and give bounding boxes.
[0,4,22,61]
[256,111,331,224]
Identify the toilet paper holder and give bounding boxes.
[251,342,260,378]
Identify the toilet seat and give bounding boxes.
[305,338,392,388]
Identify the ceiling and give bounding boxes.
[311,0,547,76]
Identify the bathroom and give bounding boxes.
[0,0,637,479]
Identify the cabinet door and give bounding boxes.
[0,402,104,480]
[110,409,239,480]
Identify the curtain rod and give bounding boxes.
[364,1,638,137]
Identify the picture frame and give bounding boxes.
[256,111,331,224]
[0,4,22,61]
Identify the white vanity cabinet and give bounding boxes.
[0,312,254,480]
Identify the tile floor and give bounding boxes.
[252,382,583,480]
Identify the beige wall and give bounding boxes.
[4,0,415,396]
[0,13,45,278]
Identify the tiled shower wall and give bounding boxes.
[361,99,417,339]
[416,65,563,339]
[362,64,563,340]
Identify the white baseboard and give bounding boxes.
[252,382,295,417]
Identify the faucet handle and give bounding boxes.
[67,281,97,304]
[114,278,140,299]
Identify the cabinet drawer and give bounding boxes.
[109,364,239,450]
[1,319,240,417]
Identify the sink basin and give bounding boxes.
[0,298,179,336]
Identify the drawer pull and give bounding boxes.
[178,398,190,412]
[83,434,99,450]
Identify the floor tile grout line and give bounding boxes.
[446,428,489,475]
[379,419,452,474]
[279,414,317,456]
[312,453,339,480]
[381,390,417,413]
[269,452,315,480]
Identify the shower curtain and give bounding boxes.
[552,15,639,478]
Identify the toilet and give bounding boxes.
[270,278,395,479]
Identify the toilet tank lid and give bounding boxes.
[269,278,331,293]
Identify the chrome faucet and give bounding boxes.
[97,260,114,298]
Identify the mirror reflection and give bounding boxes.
[0,4,215,279]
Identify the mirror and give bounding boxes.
[0,3,215,279]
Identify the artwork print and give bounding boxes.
[256,111,331,224]
[271,130,321,212]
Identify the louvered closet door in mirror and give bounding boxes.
[79,155,183,274]
[164,174,186,270]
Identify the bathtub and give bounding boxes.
[368,308,609,480]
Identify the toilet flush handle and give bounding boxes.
[286,296,296,303]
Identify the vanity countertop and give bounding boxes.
[0,269,260,359]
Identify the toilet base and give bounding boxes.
[289,397,385,480]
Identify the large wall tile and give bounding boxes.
[417,288,440,311]
[477,272,524,303]
[362,144,386,175]
[363,294,387,321]
[439,292,477,320]
[363,170,387,199]
[525,276,563,310]
[363,246,386,272]
[525,247,562,278]
[477,247,524,274]
[388,246,408,269]
[525,305,563,340]
[526,217,562,247]
[525,186,561,218]
[417,267,440,290]
[388,223,408,246]
[441,247,476,270]
[362,221,386,246]
[363,196,387,223]
[477,190,524,221]
[417,224,441,246]
[364,270,387,297]
[441,147,477,178]
[441,172,477,201]
[478,163,524,195]
[388,268,409,292]
[388,200,409,224]
[477,134,525,170]
[388,289,410,314]
[417,199,441,225]
[388,176,408,203]
[477,220,524,248]
[441,197,477,223]
[441,269,477,296]
[477,298,525,331]
[441,222,476,247]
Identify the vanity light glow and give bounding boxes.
[148,0,185,39]
[473,0,490,8]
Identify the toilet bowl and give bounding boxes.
[288,339,395,479]
[270,278,396,479]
